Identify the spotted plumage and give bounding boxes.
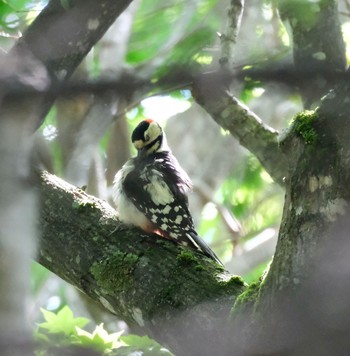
[113,119,222,265]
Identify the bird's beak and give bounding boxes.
[137,147,146,158]
[134,140,146,158]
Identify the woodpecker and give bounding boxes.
[113,118,222,265]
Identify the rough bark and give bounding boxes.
[254,0,349,306]
[233,80,350,354]
[192,73,350,351]
[38,171,246,355]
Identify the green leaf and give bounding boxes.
[126,0,219,66]
[33,327,50,343]
[171,27,216,64]
[76,324,124,352]
[6,0,27,10]
[38,306,89,336]
[0,1,15,26]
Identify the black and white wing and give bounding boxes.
[123,153,194,240]
[122,153,222,263]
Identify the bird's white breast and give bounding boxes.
[113,161,153,230]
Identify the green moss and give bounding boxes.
[292,110,318,145]
[178,250,206,270]
[91,251,139,292]
[155,282,183,309]
[72,201,80,209]
[226,275,245,287]
[176,249,226,273]
[194,264,206,271]
[176,250,198,264]
[72,200,97,211]
[149,249,245,314]
[216,275,246,300]
[231,280,261,315]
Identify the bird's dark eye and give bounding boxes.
[145,134,150,142]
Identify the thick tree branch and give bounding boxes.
[220,82,350,352]
[192,71,288,185]
[16,0,134,81]
[257,81,350,315]
[37,171,245,355]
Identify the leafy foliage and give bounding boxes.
[0,0,43,35]
[126,0,219,67]
[38,306,89,336]
[35,306,173,355]
[223,156,282,233]
[198,155,283,259]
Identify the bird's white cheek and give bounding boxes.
[133,140,144,150]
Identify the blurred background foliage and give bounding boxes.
[3,0,350,352]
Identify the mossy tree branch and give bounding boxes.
[256,80,350,314]
[37,171,246,355]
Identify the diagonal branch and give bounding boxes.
[16,0,134,81]
[192,71,287,185]
[37,171,246,355]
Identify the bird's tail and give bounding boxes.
[186,231,223,266]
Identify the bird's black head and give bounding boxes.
[131,119,165,157]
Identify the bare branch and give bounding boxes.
[193,71,287,185]
[220,0,245,68]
